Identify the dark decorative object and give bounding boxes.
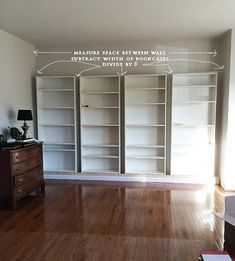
[17,110,33,139]
[0,134,6,148]
[9,127,21,140]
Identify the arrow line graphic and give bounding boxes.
[168,50,217,57]
[34,50,73,56]
[37,60,101,74]
[142,63,173,73]
[146,59,224,70]
[117,65,127,76]
[75,64,101,77]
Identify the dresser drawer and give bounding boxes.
[12,150,33,163]
[14,176,43,199]
[12,145,42,163]
[14,167,43,187]
[12,157,42,176]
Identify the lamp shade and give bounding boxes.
[17,110,33,121]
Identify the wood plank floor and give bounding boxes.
[0,180,233,261]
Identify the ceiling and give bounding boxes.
[0,0,234,47]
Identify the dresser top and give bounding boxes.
[0,142,42,153]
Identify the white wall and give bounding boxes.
[0,28,36,137]
[220,30,235,190]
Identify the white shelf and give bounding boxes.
[174,85,216,88]
[126,103,165,106]
[82,124,118,127]
[173,123,215,127]
[44,148,75,152]
[126,124,165,127]
[38,88,74,92]
[126,171,164,175]
[83,170,119,174]
[172,143,215,148]
[44,169,76,173]
[82,91,119,94]
[81,106,118,109]
[40,124,75,127]
[126,87,165,91]
[174,101,216,104]
[126,145,165,148]
[82,144,119,148]
[44,142,75,145]
[40,107,74,110]
[126,156,165,159]
[82,155,119,159]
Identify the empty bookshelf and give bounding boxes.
[80,75,120,174]
[36,76,77,173]
[124,74,167,175]
[171,72,217,176]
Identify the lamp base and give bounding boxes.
[21,121,29,139]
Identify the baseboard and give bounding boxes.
[44,172,220,185]
[220,182,235,191]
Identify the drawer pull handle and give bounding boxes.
[17,189,22,193]
[18,178,23,182]
[16,167,22,171]
[16,155,21,160]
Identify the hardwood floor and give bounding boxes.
[0,180,233,260]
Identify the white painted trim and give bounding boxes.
[125,74,167,77]
[44,172,220,185]
[173,72,218,76]
[36,76,75,79]
[81,75,120,79]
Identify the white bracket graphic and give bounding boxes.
[37,60,101,75]
[116,65,127,76]
[145,59,224,71]
[168,50,217,57]
[34,50,72,56]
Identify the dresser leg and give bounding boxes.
[37,182,45,197]
[8,198,17,210]
[12,201,17,210]
[5,197,17,210]
[42,183,45,197]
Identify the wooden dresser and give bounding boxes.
[0,142,45,209]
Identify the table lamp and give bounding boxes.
[17,110,33,139]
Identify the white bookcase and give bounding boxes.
[80,75,120,174]
[171,72,217,176]
[36,76,77,173]
[124,74,167,175]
